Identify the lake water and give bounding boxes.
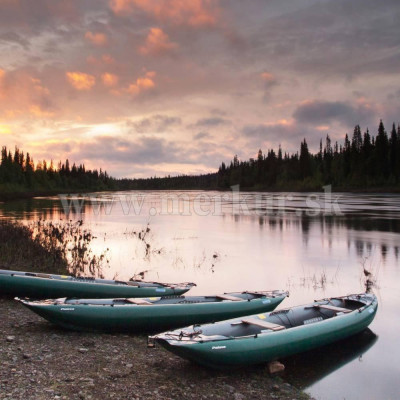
[1,189,399,400]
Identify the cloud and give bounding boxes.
[109,0,220,27]
[85,31,108,46]
[293,100,376,126]
[0,69,55,119]
[29,104,55,118]
[66,71,96,91]
[0,31,30,49]
[128,114,181,133]
[241,119,316,153]
[101,72,119,87]
[139,27,178,55]
[76,135,181,165]
[0,1,89,30]
[126,71,156,95]
[194,131,210,140]
[190,117,228,128]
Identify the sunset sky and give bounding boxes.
[0,0,399,178]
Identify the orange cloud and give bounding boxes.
[85,31,108,46]
[66,71,96,90]
[127,71,156,95]
[110,0,219,27]
[29,104,55,118]
[139,27,178,55]
[102,72,119,87]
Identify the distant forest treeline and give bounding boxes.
[217,120,400,191]
[1,119,400,198]
[0,146,116,198]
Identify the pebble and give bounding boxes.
[6,336,15,342]
[223,384,235,393]
[79,348,89,353]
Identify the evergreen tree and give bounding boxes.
[389,123,397,179]
[375,119,389,177]
[299,139,311,179]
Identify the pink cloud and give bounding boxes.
[101,72,119,87]
[139,27,178,55]
[66,71,96,90]
[85,31,108,46]
[126,71,156,95]
[110,0,219,27]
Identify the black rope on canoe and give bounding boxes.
[165,326,203,341]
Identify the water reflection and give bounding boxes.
[233,213,400,261]
[1,192,400,265]
[283,329,378,390]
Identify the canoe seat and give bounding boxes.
[216,294,244,301]
[126,298,153,305]
[314,304,352,313]
[241,318,285,331]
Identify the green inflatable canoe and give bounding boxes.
[0,269,195,299]
[16,290,288,333]
[149,293,378,369]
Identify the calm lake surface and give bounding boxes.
[1,190,399,400]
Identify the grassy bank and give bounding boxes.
[0,220,68,274]
[0,220,108,277]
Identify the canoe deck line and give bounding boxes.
[16,290,289,333]
[0,268,196,298]
[150,293,378,369]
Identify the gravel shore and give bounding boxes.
[0,296,310,400]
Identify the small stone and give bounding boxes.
[272,385,280,391]
[223,384,235,393]
[6,336,15,342]
[79,348,89,353]
[267,361,285,374]
[126,363,133,368]
[22,353,31,359]
[233,393,245,400]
